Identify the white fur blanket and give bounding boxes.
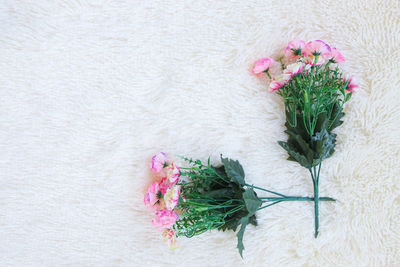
[1,1,399,266]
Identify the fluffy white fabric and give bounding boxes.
[1,1,399,266]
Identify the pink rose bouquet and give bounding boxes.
[253,39,356,237]
[145,153,334,257]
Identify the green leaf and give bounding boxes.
[248,214,257,226]
[221,156,245,186]
[329,103,345,130]
[344,92,352,102]
[314,112,329,133]
[236,217,249,258]
[203,188,233,198]
[285,130,314,162]
[278,141,313,168]
[311,129,336,164]
[242,188,262,216]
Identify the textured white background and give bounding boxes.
[1,0,399,266]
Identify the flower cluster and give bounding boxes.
[253,39,355,237]
[253,39,356,93]
[145,153,335,256]
[144,152,181,248]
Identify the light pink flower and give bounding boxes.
[343,77,358,92]
[285,39,306,60]
[304,55,325,66]
[144,182,162,212]
[164,185,181,210]
[151,152,167,173]
[152,209,179,231]
[252,57,274,74]
[327,48,345,64]
[269,74,290,92]
[303,40,331,58]
[284,62,304,77]
[158,177,170,195]
[163,229,178,249]
[166,162,180,184]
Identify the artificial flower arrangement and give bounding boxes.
[253,39,356,237]
[145,152,334,257]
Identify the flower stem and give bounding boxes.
[310,163,322,238]
[245,184,287,197]
[260,196,335,202]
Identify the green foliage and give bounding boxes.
[236,188,262,257]
[221,156,245,186]
[175,156,262,257]
[277,63,350,168]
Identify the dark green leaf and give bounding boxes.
[278,141,312,168]
[236,217,249,258]
[314,112,329,133]
[242,188,262,216]
[248,214,257,226]
[221,156,245,186]
[311,130,336,164]
[285,130,314,162]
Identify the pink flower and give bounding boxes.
[152,209,179,231]
[304,55,325,66]
[343,77,358,92]
[303,40,331,58]
[252,57,274,74]
[166,162,180,184]
[284,62,304,77]
[269,74,290,92]
[164,185,181,210]
[163,229,178,249]
[327,48,345,64]
[151,152,167,173]
[144,182,162,212]
[285,39,306,60]
[158,177,170,195]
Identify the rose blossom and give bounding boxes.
[252,57,274,74]
[151,152,167,173]
[164,185,181,210]
[152,209,179,230]
[285,39,306,60]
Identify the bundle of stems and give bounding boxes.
[174,156,335,256]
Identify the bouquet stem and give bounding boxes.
[310,163,322,238]
[313,178,319,238]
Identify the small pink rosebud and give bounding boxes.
[343,77,358,92]
[162,229,178,249]
[151,152,167,173]
[252,57,274,74]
